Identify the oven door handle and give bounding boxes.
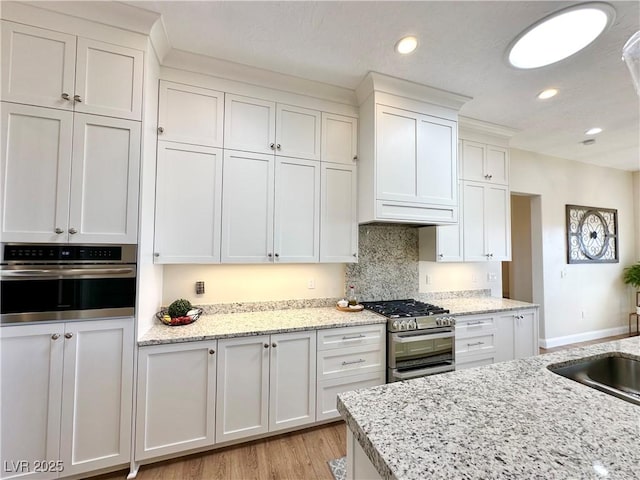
[1,267,135,279]
[393,331,453,343]
[393,364,454,380]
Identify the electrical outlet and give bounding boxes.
[560,269,567,278]
[487,273,498,282]
[307,279,315,289]
[426,274,432,285]
[472,274,478,283]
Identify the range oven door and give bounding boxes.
[388,328,455,382]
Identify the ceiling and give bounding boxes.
[66,1,640,171]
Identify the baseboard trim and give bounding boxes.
[539,326,628,349]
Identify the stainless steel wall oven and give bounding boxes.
[0,243,136,324]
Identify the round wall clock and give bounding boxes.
[566,205,618,264]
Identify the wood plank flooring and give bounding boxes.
[96,333,631,480]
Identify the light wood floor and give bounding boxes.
[96,334,630,480]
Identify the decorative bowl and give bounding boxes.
[156,308,202,326]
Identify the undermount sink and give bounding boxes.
[548,354,640,406]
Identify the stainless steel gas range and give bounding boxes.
[361,299,456,382]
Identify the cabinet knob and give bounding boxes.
[157,127,164,134]
[274,253,279,258]
[353,155,358,161]
[264,343,269,349]
[61,93,70,101]
[267,253,273,258]
[270,143,275,150]
[353,253,357,257]
[73,94,82,103]
[64,333,73,339]
[68,228,77,234]
[489,174,493,179]
[55,227,64,234]
[209,349,215,355]
[276,144,281,150]
[51,333,60,340]
[438,253,444,258]
[154,253,160,257]
[272,342,277,348]
[489,253,494,258]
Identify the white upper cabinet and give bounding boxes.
[276,104,321,160]
[157,81,224,147]
[1,21,143,120]
[154,143,223,263]
[461,140,509,185]
[224,94,321,159]
[462,181,511,262]
[1,21,76,111]
[68,114,140,244]
[321,113,358,165]
[320,163,358,263]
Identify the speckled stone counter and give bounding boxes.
[138,307,385,346]
[337,336,640,480]
[431,296,538,315]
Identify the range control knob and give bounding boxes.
[450,317,456,326]
[408,319,417,330]
[436,318,442,326]
[392,320,400,330]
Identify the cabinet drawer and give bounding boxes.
[455,352,495,371]
[455,315,496,338]
[455,332,496,356]
[317,324,384,351]
[316,371,385,422]
[317,344,384,380]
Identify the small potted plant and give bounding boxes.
[622,262,640,314]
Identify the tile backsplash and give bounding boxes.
[345,224,419,301]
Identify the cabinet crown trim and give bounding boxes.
[355,72,471,110]
[459,116,519,140]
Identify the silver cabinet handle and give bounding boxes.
[342,359,365,366]
[276,144,281,150]
[68,228,77,234]
[270,143,275,150]
[342,334,366,340]
[467,341,485,347]
[55,227,64,234]
[64,333,73,339]
[51,334,60,340]
[209,349,215,355]
[61,93,70,100]
[73,94,82,103]
[264,343,269,349]
[272,342,277,348]
[157,127,164,134]
[466,320,484,326]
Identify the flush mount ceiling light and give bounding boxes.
[585,127,603,135]
[508,3,615,69]
[537,88,559,99]
[396,36,418,55]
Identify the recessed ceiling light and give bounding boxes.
[396,36,418,55]
[508,3,615,69]
[537,88,558,99]
[585,127,603,135]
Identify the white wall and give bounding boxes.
[510,149,636,344]
[634,171,640,259]
[418,261,502,296]
[162,264,345,305]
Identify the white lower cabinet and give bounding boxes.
[135,341,217,461]
[316,324,386,421]
[216,331,316,443]
[0,319,134,479]
[496,309,539,361]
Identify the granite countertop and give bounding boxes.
[139,295,538,346]
[337,336,640,480]
[138,307,385,346]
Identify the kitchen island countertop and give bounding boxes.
[337,336,640,479]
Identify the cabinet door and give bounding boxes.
[320,163,358,263]
[59,319,133,476]
[514,310,538,359]
[462,181,487,262]
[224,94,275,154]
[157,81,224,147]
[135,341,216,461]
[1,103,73,243]
[375,104,419,203]
[316,372,385,422]
[68,114,140,244]
[1,21,76,110]
[416,115,457,207]
[486,146,509,185]
[494,313,515,363]
[276,104,320,161]
[273,158,320,263]
[460,140,485,182]
[269,331,316,432]
[485,184,511,261]
[436,223,464,262]
[1,324,64,480]
[154,143,222,263]
[74,38,143,120]
[221,150,274,263]
[216,336,270,443]
[321,113,357,165]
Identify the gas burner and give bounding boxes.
[361,299,452,332]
